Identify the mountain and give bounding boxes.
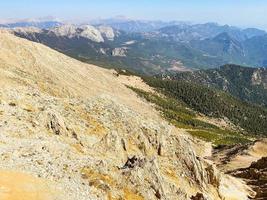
[0,18,62,29]
[243,34,267,66]
[149,23,267,68]
[0,30,254,200]
[153,23,266,42]
[96,19,266,40]
[92,17,185,32]
[7,24,232,73]
[167,64,267,107]
[155,24,267,68]
[189,33,267,67]
[49,24,120,42]
[190,32,245,64]
[10,25,197,74]
[243,28,267,38]
[8,22,267,74]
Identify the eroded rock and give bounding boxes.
[47,112,66,135]
[231,157,267,199]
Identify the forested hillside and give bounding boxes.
[142,76,267,136]
[168,64,267,107]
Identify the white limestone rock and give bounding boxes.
[112,47,128,57]
[79,25,104,43]
[98,25,115,41]
[50,24,77,37]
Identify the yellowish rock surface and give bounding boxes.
[0,171,59,200]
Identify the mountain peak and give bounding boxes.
[213,32,233,41]
[50,24,77,36]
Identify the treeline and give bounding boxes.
[142,77,267,136]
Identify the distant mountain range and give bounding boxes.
[155,23,266,42]
[91,18,187,32]
[0,18,62,29]
[5,19,267,74]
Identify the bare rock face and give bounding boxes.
[212,139,267,172]
[112,47,128,57]
[0,31,251,200]
[99,48,107,55]
[191,192,209,200]
[49,24,77,37]
[252,68,267,89]
[231,157,267,199]
[9,24,108,43]
[79,25,104,43]
[47,112,67,135]
[11,27,42,34]
[213,140,267,199]
[98,25,116,41]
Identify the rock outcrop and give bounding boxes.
[252,68,267,89]
[231,157,267,199]
[79,25,105,43]
[49,24,77,37]
[8,24,118,43]
[112,47,128,57]
[98,25,116,41]
[212,139,267,171]
[212,139,267,199]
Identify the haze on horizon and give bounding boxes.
[1,0,267,30]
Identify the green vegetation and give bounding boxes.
[128,86,252,146]
[188,130,250,145]
[142,76,267,136]
[129,86,216,129]
[171,64,267,107]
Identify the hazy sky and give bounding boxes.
[1,0,267,29]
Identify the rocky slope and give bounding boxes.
[213,139,267,172]
[11,24,119,43]
[0,31,253,199]
[212,139,267,199]
[231,157,267,200]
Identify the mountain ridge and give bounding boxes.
[7,22,267,74]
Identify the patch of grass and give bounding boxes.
[188,130,218,141]
[188,129,251,146]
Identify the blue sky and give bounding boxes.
[1,0,267,29]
